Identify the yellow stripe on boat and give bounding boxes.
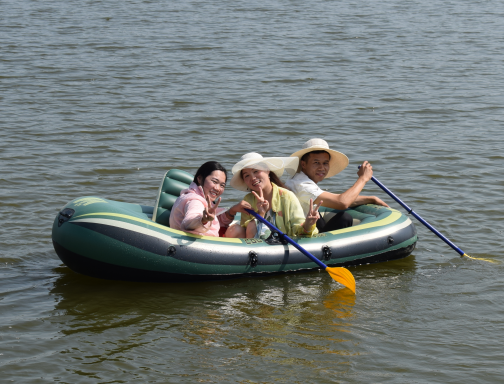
[73,212,243,243]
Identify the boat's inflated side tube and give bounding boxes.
[152,169,194,226]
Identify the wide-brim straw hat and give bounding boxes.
[290,138,349,178]
[230,152,299,192]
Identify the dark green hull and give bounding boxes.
[52,196,417,282]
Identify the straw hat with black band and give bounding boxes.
[290,138,349,179]
[230,152,299,192]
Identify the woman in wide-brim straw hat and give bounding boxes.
[228,152,320,239]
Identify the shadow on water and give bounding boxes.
[49,253,419,323]
[50,265,360,312]
[49,264,368,361]
[352,253,418,280]
[46,254,418,373]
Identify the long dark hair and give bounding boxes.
[193,161,228,186]
[269,172,286,189]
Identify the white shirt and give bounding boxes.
[285,172,324,216]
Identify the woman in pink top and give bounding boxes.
[169,161,251,237]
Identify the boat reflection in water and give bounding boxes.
[49,254,417,373]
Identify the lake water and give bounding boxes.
[1,0,503,382]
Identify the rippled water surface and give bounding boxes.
[1,0,504,382]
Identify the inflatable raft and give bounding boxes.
[52,170,417,282]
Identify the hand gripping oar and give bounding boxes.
[361,167,495,263]
[245,209,356,292]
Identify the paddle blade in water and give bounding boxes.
[462,253,498,264]
[326,267,356,293]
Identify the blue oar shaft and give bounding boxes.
[244,209,327,269]
[369,175,465,256]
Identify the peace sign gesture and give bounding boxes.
[303,198,321,232]
[252,187,270,217]
[202,195,221,225]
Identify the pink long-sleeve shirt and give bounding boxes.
[169,182,232,237]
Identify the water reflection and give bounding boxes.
[323,289,356,321]
[354,254,418,279]
[50,266,366,367]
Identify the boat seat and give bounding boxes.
[152,169,194,226]
[321,210,362,226]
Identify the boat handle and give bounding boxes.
[322,245,332,261]
[57,208,75,227]
[249,251,258,267]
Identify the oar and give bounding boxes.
[244,208,356,292]
[362,167,495,263]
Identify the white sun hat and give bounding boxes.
[230,152,299,192]
[290,138,349,178]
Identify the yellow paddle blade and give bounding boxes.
[462,253,498,264]
[325,267,356,293]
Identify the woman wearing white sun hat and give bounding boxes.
[229,152,320,239]
[285,138,389,232]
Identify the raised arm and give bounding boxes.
[181,196,221,232]
[302,198,321,233]
[314,161,389,209]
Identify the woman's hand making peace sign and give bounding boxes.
[303,198,321,233]
[251,187,270,217]
[201,195,221,226]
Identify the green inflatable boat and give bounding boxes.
[52,170,417,282]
